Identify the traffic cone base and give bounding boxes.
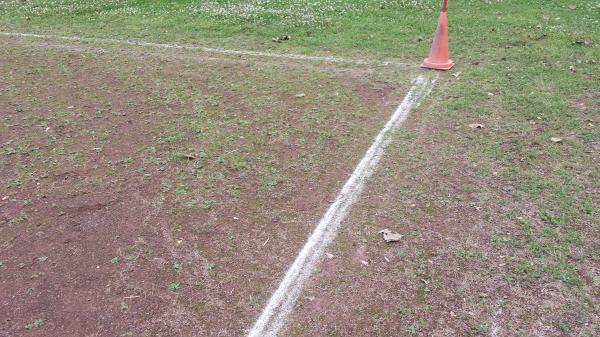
[421,57,454,70]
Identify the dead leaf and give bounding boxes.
[468,123,484,129]
[575,39,592,46]
[550,137,563,143]
[272,35,291,43]
[530,33,547,41]
[378,229,403,243]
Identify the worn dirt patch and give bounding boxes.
[0,40,414,336]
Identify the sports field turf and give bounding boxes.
[1,1,599,336]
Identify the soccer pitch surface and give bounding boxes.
[1,1,599,337]
[0,34,435,336]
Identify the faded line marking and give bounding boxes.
[2,39,379,75]
[0,31,410,67]
[247,75,436,337]
[490,304,503,337]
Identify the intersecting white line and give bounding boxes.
[0,31,410,67]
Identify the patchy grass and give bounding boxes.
[24,318,44,331]
[0,0,598,336]
[0,39,411,335]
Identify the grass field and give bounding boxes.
[1,0,599,336]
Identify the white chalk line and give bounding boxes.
[2,39,380,75]
[490,303,503,337]
[247,75,436,337]
[0,31,410,68]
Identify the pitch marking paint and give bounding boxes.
[247,75,436,337]
[490,304,503,337]
[0,31,409,67]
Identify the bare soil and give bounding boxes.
[0,38,413,336]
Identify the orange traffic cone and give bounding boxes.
[422,0,454,70]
